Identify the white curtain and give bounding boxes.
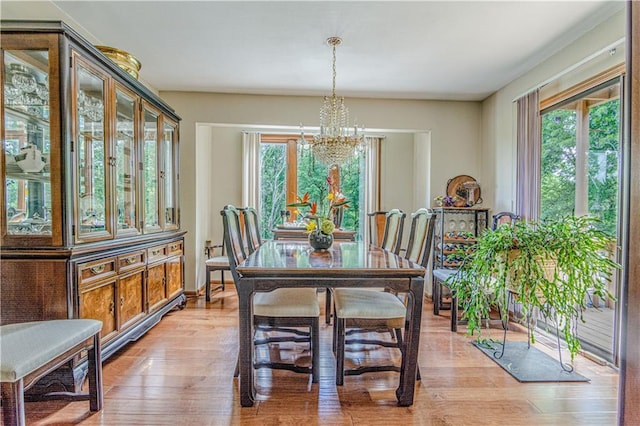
[242,131,261,209]
[515,89,541,221]
[363,136,382,245]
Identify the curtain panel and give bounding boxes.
[515,89,541,221]
[242,131,261,209]
[363,136,382,246]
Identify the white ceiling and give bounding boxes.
[1,1,625,101]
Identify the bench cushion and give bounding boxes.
[0,319,102,382]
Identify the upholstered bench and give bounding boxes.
[0,319,103,426]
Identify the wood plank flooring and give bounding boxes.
[17,286,619,425]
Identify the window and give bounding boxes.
[540,78,621,236]
[259,134,362,239]
[539,73,623,362]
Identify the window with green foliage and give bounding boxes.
[259,135,362,239]
[540,79,621,237]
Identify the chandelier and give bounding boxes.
[305,37,363,166]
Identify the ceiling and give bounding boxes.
[1,1,625,101]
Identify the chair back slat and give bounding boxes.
[367,211,387,247]
[404,208,437,267]
[242,207,262,254]
[381,209,406,254]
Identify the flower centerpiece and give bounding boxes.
[287,182,349,250]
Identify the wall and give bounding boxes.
[482,10,626,213]
[159,92,482,291]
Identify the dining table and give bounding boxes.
[234,240,427,407]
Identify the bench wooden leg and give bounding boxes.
[1,380,26,426]
[87,333,103,412]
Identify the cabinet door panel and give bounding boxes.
[114,86,139,236]
[73,55,112,242]
[80,280,117,342]
[147,262,167,311]
[161,120,178,229]
[119,270,145,330]
[1,35,62,247]
[143,106,160,233]
[165,256,183,299]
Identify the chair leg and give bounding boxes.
[433,278,440,315]
[234,354,239,378]
[205,267,211,302]
[311,318,320,383]
[220,270,225,291]
[451,292,458,332]
[335,317,346,386]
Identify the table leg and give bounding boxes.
[396,277,424,406]
[237,278,255,407]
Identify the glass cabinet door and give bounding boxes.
[74,57,111,241]
[143,105,160,233]
[161,119,178,229]
[114,86,139,236]
[2,49,53,239]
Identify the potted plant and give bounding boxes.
[447,215,620,361]
[287,182,349,250]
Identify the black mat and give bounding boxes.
[472,341,590,382]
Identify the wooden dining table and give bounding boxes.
[235,240,427,407]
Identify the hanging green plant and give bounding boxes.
[447,215,620,361]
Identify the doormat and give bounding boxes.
[472,340,590,382]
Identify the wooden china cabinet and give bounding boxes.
[0,21,185,393]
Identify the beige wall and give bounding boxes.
[159,92,482,291]
[481,10,626,214]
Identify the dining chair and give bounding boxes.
[492,211,520,230]
[204,243,230,301]
[325,209,407,325]
[241,206,262,254]
[221,205,320,382]
[332,208,436,385]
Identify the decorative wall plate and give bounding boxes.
[446,175,480,207]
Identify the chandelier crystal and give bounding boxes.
[307,37,363,166]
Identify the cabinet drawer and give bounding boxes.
[147,244,167,263]
[167,241,183,256]
[78,257,117,287]
[118,250,146,273]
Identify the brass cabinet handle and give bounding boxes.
[109,300,115,316]
[152,249,162,256]
[90,264,106,274]
[169,244,179,251]
[162,277,166,287]
[124,256,137,265]
[120,296,125,308]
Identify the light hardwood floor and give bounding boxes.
[20,286,619,425]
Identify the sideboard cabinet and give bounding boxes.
[0,21,185,392]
